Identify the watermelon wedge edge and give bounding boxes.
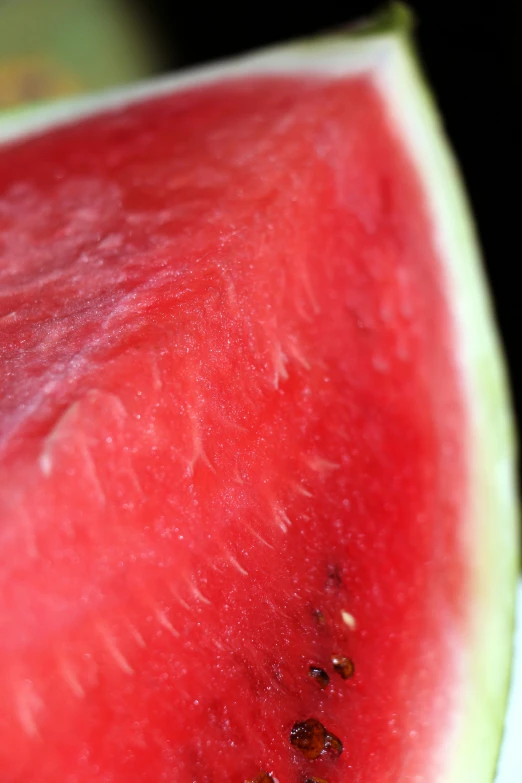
[0,6,518,782]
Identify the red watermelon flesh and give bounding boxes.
[0,71,478,783]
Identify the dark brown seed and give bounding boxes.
[305,778,330,783]
[290,718,343,760]
[324,730,343,756]
[326,564,342,591]
[313,609,326,625]
[331,654,355,679]
[246,773,274,783]
[290,718,327,760]
[308,665,330,689]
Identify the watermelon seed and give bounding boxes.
[305,778,330,783]
[289,718,343,760]
[246,772,275,783]
[312,609,326,625]
[308,666,330,689]
[340,610,357,630]
[331,654,355,680]
[326,564,342,591]
[324,731,343,756]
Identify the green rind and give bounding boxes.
[346,0,414,38]
[0,11,518,782]
[381,31,519,783]
[386,32,520,781]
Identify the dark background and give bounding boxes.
[136,0,520,440]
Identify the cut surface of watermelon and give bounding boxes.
[0,13,518,783]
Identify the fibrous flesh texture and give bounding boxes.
[0,69,504,783]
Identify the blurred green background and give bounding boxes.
[0,0,160,108]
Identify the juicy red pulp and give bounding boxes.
[0,75,466,782]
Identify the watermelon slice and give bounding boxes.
[0,7,518,783]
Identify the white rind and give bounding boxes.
[496,581,522,783]
[0,36,390,145]
[376,39,519,783]
[0,26,518,783]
